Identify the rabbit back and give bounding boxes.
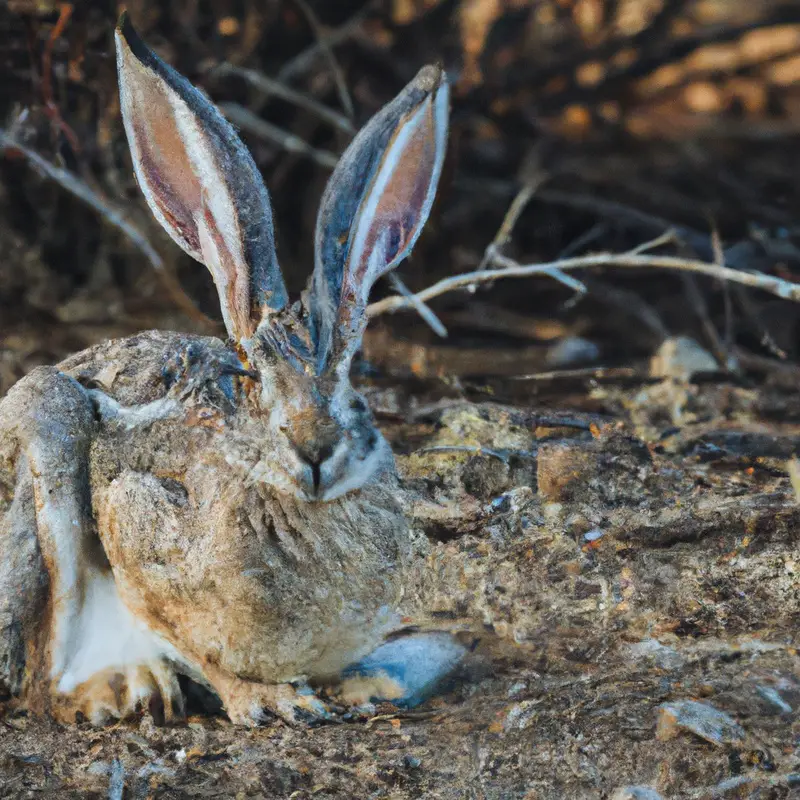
[58,330,233,406]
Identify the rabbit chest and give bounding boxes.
[89,405,411,684]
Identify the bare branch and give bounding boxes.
[278,2,377,83]
[479,178,545,269]
[476,163,584,294]
[489,248,584,294]
[388,274,448,338]
[219,103,339,169]
[0,128,211,326]
[292,0,355,122]
[211,63,356,134]
[627,229,677,255]
[0,129,162,269]
[367,248,800,318]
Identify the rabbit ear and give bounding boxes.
[310,65,448,372]
[115,13,288,342]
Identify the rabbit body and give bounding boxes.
[0,15,451,725]
[1,331,407,723]
[82,335,409,685]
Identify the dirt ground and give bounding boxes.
[3,1,800,797]
[2,362,800,799]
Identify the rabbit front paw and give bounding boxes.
[53,659,185,726]
[218,678,338,727]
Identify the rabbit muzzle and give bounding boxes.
[282,410,340,500]
[253,358,392,502]
[277,413,391,502]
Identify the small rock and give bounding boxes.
[628,639,685,670]
[403,754,422,770]
[611,787,663,800]
[546,336,600,367]
[650,336,718,381]
[503,699,541,731]
[86,760,110,776]
[490,494,511,513]
[656,700,745,747]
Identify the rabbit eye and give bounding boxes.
[350,397,367,412]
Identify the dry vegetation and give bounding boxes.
[2,1,800,797]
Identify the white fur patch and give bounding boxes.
[89,390,181,430]
[321,439,389,501]
[55,569,178,693]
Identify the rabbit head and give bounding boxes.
[115,15,448,501]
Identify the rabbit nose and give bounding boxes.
[293,442,336,494]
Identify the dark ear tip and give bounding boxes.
[413,64,447,94]
[115,10,157,68]
[116,10,132,37]
[115,10,145,54]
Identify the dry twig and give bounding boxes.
[219,103,339,169]
[388,274,448,337]
[278,2,377,83]
[0,131,159,264]
[368,246,800,318]
[0,129,212,326]
[292,0,355,122]
[211,64,356,134]
[477,165,586,295]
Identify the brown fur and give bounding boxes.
[0,20,449,725]
[0,332,411,724]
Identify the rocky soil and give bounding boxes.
[2,341,800,799]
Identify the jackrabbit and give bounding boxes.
[0,14,464,726]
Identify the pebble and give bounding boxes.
[503,699,541,731]
[403,754,422,770]
[610,787,663,800]
[546,336,601,367]
[650,336,718,381]
[656,700,745,747]
[627,639,685,670]
[507,681,528,698]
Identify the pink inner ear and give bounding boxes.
[140,151,200,254]
[199,197,255,339]
[117,21,288,342]
[132,109,203,256]
[349,100,438,292]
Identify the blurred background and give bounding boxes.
[1,0,800,400]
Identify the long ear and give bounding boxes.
[115,13,287,342]
[309,65,448,372]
